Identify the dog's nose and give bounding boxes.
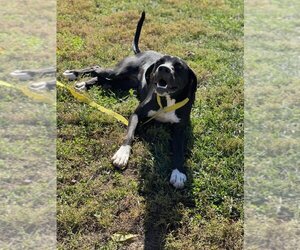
[158,66,171,74]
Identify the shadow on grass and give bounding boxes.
[136,122,195,250]
[87,83,196,249]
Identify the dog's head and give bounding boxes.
[145,55,197,97]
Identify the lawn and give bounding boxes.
[244,0,300,249]
[57,0,243,249]
[0,0,56,249]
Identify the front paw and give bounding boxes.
[111,145,131,168]
[170,169,186,189]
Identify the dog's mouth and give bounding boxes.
[157,79,167,88]
[155,79,178,96]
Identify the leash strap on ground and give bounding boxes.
[143,95,189,125]
[57,81,189,127]
[0,80,54,104]
[57,81,129,126]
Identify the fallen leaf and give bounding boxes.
[111,233,138,242]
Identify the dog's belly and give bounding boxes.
[147,95,181,123]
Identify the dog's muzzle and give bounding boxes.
[155,66,178,95]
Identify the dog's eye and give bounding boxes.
[174,62,183,69]
[156,59,164,65]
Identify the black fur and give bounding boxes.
[132,11,145,54]
[63,12,197,188]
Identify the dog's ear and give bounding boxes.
[145,63,156,84]
[188,68,197,96]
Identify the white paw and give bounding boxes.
[75,81,86,91]
[30,81,47,91]
[170,169,186,189]
[10,71,32,81]
[63,70,77,80]
[111,145,131,168]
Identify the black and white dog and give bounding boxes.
[63,12,197,189]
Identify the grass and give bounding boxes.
[0,0,56,248]
[57,0,243,249]
[244,0,300,249]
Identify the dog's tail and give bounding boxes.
[132,11,145,54]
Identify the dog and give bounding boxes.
[63,12,197,189]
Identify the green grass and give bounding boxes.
[244,0,300,249]
[57,0,243,249]
[0,0,56,249]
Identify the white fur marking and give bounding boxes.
[159,62,174,73]
[141,62,154,90]
[30,82,47,91]
[63,70,77,80]
[170,169,186,189]
[10,71,32,81]
[147,95,180,123]
[75,82,87,91]
[111,145,131,167]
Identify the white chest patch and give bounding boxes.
[147,95,181,123]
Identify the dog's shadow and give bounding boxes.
[136,122,195,250]
[90,87,196,249]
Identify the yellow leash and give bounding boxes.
[58,81,189,126]
[57,81,129,126]
[0,79,189,126]
[143,95,189,125]
[0,80,54,104]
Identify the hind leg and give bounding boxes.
[73,72,123,90]
[75,75,139,91]
[65,55,141,90]
[63,65,119,90]
[73,66,139,91]
[63,65,102,80]
[75,77,99,91]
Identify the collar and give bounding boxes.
[142,95,189,125]
[156,94,189,112]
